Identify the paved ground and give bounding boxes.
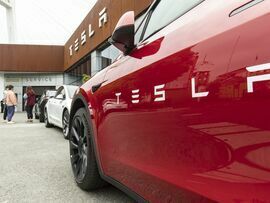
[0,113,134,203]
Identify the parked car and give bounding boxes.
[68,0,270,202]
[45,85,78,139]
[34,90,57,122]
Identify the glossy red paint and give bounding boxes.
[78,1,270,202]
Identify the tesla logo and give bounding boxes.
[246,63,270,93]
[191,78,209,98]
[154,84,166,101]
[89,24,95,37]
[110,63,270,105]
[115,93,121,104]
[99,8,108,28]
[81,30,86,45]
[131,89,140,104]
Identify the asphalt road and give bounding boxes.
[0,113,134,203]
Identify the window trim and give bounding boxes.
[134,0,160,44]
[55,86,64,98]
[137,0,205,44]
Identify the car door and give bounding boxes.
[95,0,270,202]
[53,87,66,127]
[48,87,63,125]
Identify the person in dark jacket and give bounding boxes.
[24,86,36,122]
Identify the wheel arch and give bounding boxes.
[70,92,147,202]
[69,95,87,125]
[62,107,69,119]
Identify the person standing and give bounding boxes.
[2,86,8,121]
[24,86,36,122]
[6,85,17,124]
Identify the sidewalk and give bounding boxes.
[0,112,39,125]
[0,113,133,203]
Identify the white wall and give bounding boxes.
[4,73,63,111]
[0,73,4,101]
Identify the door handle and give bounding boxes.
[92,81,107,93]
[92,83,102,93]
[230,0,264,17]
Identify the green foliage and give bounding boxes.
[82,74,91,84]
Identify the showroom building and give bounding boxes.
[0,0,153,111]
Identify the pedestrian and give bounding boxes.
[24,86,36,122]
[5,85,17,124]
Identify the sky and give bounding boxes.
[0,0,97,45]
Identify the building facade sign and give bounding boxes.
[64,0,153,70]
[68,7,107,57]
[23,76,53,84]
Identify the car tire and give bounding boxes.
[39,113,45,123]
[44,109,53,128]
[62,110,70,140]
[69,108,106,190]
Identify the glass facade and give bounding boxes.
[100,44,120,70]
[64,42,119,85]
[64,10,148,86]
[64,57,91,86]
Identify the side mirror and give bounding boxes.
[109,11,135,54]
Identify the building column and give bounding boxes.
[91,50,102,76]
[0,0,17,43]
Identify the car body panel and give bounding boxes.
[46,85,78,128]
[75,0,270,202]
[35,90,57,119]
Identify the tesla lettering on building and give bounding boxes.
[69,7,108,56]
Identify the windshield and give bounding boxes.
[67,86,78,99]
[46,90,57,97]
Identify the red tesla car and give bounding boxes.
[69,0,270,202]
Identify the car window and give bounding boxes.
[46,91,57,97]
[143,0,203,40]
[135,12,148,44]
[61,89,66,98]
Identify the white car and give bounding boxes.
[44,85,78,139]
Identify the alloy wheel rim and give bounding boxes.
[63,112,69,136]
[70,116,88,181]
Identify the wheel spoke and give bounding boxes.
[81,126,86,140]
[79,156,86,177]
[72,127,79,142]
[70,140,78,149]
[82,155,87,175]
[64,127,69,136]
[74,118,84,140]
[64,115,69,124]
[75,157,82,176]
[71,153,79,164]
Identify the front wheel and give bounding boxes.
[62,110,70,140]
[39,113,45,123]
[44,109,53,128]
[69,108,106,190]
